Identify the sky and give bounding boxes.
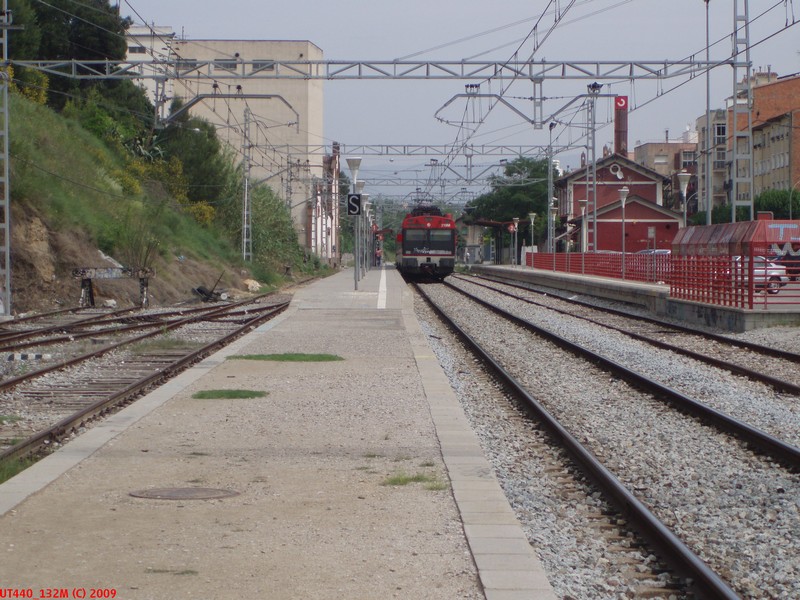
[120,0,799,201]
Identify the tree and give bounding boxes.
[464,157,550,240]
[157,101,235,205]
[11,0,137,111]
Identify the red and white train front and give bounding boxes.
[395,205,457,280]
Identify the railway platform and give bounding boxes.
[473,263,800,331]
[0,265,557,600]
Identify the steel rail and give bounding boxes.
[0,306,142,345]
[456,275,800,394]
[0,300,289,465]
[414,283,740,599]
[0,301,263,348]
[443,280,800,467]
[0,300,286,353]
[467,273,800,362]
[0,305,85,327]
[0,296,276,392]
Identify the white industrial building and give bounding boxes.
[126,27,340,265]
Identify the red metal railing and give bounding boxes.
[527,250,800,310]
[529,252,671,283]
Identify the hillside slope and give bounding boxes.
[8,95,253,314]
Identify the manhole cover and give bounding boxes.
[129,487,240,500]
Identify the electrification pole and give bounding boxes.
[0,1,10,316]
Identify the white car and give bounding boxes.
[730,256,788,294]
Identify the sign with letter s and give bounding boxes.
[347,194,362,215]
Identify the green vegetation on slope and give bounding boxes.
[8,91,325,311]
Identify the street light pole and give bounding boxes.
[619,186,630,279]
[677,170,692,228]
[550,202,558,271]
[704,0,713,225]
[547,122,555,253]
[528,213,536,255]
[346,157,362,290]
[362,195,370,277]
[579,198,588,274]
[513,217,519,267]
[588,82,602,252]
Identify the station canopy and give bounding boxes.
[672,220,800,257]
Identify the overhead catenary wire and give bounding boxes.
[23,0,800,203]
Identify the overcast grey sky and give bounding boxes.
[122,0,798,198]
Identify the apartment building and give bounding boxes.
[747,72,799,196]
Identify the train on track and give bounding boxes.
[395,203,457,280]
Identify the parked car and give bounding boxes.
[770,252,800,281]
[729,256,788,294]
[635,249,671,255]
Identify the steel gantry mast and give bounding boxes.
[1,2,10,316]
[242,108,253,261]
[0,0,768,315]
[731,0,753,221]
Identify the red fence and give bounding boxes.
[528,252,672,284]
[527,250,800,310]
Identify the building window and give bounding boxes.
[252,60,276,73]
[128,46,147,54]
[176,59,198,72]
[714,148,727,169]
[714,124,726,147]
[681,151,697,168]
[214,59,237,72]
[654,154,668,165]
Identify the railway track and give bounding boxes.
[0,295,290,469]
[455,272,800,393]
[450,274,800,449]
[414,280,800,599]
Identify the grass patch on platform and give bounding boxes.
[0,456,38,485]
[191,389,267,399]
[0,415,22,424]
[381,471,447,491]
[227,353,344,362]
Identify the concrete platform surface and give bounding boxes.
[0,265,556,600]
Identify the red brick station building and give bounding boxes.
[555,154,679,253]
[553,95,680,253]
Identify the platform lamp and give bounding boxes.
[619,186,630,279]
[355,181,366,280]
[528,212,536,246]
[677,170,692,228]
[550,202,559,270]
[513,217,520,267]
[361,194,370,276]
[346,157,362,290]
[528,212,536,268]
[579,197,588,274]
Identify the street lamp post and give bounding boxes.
[677,170,692,228]
[704,0,712,225]
[579,198,588,274]
[513,217,519,267]
[550,202,558,271]
[619,186,630,279]
[587,82,603,252]
[362,195,370,277]
[528,212,536,268]
[346,157,362,290]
